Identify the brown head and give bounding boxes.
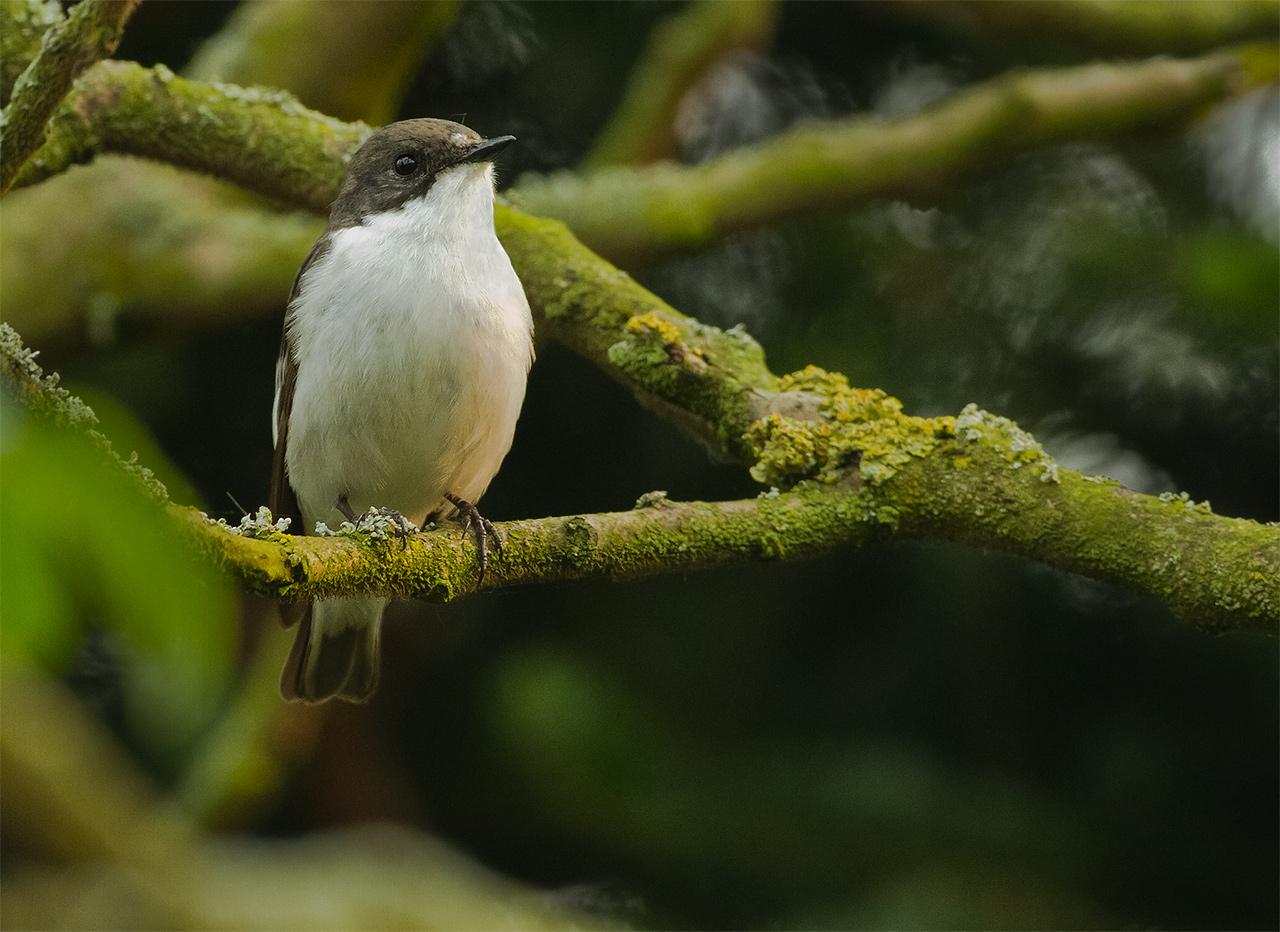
[329,119,515,230]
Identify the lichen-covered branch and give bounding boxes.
[514,43,1280,261]
[4,66,1276,630]
[0,318,874,606]
[10,60,367,203]
[582,0,778,168]
[496,220,1280,629]
[0,0,138,193]
[185,0,458,125]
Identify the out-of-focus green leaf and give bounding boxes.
[0,395,236,762]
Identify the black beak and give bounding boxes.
[459,135,516,165]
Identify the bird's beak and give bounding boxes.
[458,135,516,165]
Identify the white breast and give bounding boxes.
[281,164,533,530]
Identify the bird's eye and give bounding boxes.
[394,154,418,176]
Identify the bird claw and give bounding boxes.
[445,493,501,588]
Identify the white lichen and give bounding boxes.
[315,509,418,541]
[209,506,291,538]
[955,402,1060,484]
[1157,490,1213,514]
[634,490,671,509]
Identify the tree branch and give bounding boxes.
[9,60,367,205]
[3,64,1275,629]
[513,43,1280,261]
[1,0,62,105]
[581,0,778,169]
[185,0,458,125]
[890,0,1280,57]
[6,47,1273,332]
[0,0,138,193]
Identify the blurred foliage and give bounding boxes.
[0,396,236,764]
[2,1,1277,930]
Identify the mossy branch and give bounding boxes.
[185,0,459,125]
[0,318,873,606]
[4,66,1276,630]
[10,60,367,206]
[6,45,1276,343]
[514,43,1280,261]
[1,0,62,105]
[0,0,138,193]
[582,0,778,169]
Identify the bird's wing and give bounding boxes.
[270,237,329,627]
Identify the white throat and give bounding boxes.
[374,162,498,247]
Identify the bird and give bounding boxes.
[269,118,533,704]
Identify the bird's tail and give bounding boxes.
[280,597,384,703]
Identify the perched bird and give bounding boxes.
[270,119,533,703]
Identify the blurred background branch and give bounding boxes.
[185,0,458,125]
[581,0,778,169]
[5,42,1275,348]
[0,665,599,930]
[888,0,1280,57]
[515,44,1278,262]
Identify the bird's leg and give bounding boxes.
[337,495,358,522]
[444,492,501,588]
[336,494,414,547]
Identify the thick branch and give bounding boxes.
[3,67,1276,630]
[0,0,138,193]
[582,0,778,169]
[172,493,875,605]
[185,0,458,125]
[514,44,1280,261]
[0,318,874,606]
[10,60,366,205]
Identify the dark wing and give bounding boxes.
[271,237,329,627]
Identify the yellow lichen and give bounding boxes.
[624,311,683,345]
[746,365,955,487]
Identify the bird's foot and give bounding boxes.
[337,497,415,548]
[444,492,501,588]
